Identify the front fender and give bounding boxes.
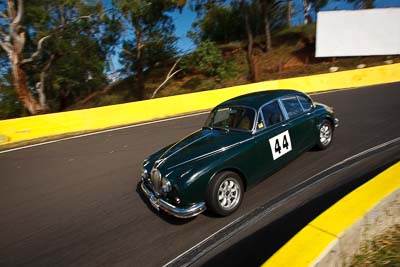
[172,139,254,205]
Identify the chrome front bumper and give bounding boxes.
[140,181,206,219]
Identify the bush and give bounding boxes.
[181,40,237,80]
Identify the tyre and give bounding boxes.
[316,119,333,150]
[206,171,244,216]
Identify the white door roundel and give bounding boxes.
[269,130,292,160]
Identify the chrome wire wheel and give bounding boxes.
[319,123,332,146]
[217,178,241,210]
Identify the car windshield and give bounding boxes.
[205,106,255,131]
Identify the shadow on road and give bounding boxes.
[201,159,398,267]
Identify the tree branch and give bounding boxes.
[21,35,50,64]
[122,48,134,56]
[7,0,16,20]
[0,11,7,19]
[167,57,181,78]
[151,58,182,99]
[36,54,54,108]
[0,39,12,54]
[12,0,23,24]
[7,0,20,43]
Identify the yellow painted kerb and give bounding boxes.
[262,161,400,267]
[0,63,400,146]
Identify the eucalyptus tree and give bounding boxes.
[238,0,256,81]
[258,0,286,52]
[0,0,113,115]
[114,0,186,100]
[192,3,245,44]
[39,1,117,111]
[0,0,51,114]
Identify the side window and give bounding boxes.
[213,108,230,126]
[261,101,284,127]
[298,95,313,111]
[281,97,303,119]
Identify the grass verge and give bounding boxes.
[349,224,400,266]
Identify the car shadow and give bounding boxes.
[200,158,399,267]
[135,181,196,225]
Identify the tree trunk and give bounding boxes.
[133,19,145,100]
[36,55,54,109]
[259,0,272,52]
[1,0,48,115]
[303,0,312,24]
[363,0,374,9]
[242,2,256,82]
[11,52,47,114]
[287,0,292,28]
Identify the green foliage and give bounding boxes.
[180,40,236,79]
[310,0,329,12]
[115,0,184,99]
[42,9,110,110]
[195,4,244,44]
[191,0,287,45]
[0,0,117,115]
[0,74,26,119]
[119,16,178,75]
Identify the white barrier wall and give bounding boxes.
[316,8,400,57]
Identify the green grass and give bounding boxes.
[349,225,400,266]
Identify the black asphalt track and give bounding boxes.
[0,82,399,266]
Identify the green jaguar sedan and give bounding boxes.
[140,90,339,218]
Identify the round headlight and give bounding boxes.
[161,177,172,193]
[151,169,161,181]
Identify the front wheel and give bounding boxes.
[206,171,244,217]
[316,119,333,150]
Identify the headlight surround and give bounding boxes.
[161,177,172,193]
[141,167,148,179]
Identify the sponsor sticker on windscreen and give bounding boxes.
[269,130,292,160]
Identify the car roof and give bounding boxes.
[217,89,303,110]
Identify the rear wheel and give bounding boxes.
[316,119,333,150]
[206,171,244,217]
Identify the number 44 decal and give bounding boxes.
[269,130,292,160]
